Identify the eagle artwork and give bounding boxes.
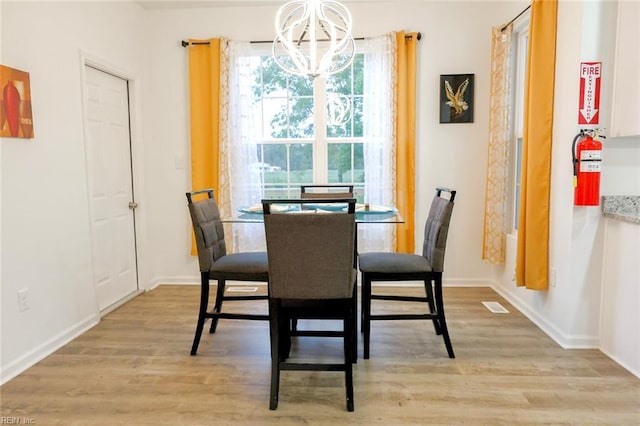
[445,78,469,116]
[440,74,474,123]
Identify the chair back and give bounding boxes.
[186,189,227,272]
[422,187,456,273]
[300,185,354,199]
[263,199,357,299]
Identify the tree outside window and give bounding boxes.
[250,54,365,200]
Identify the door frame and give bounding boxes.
[79,51,146,315]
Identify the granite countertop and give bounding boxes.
[602,195,640,224]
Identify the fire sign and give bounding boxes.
[578,62,602,125]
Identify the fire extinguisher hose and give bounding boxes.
[571,131,584,188]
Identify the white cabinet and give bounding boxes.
[610,0,640,137]
[600,218,640,378]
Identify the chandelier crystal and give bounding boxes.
[273,0,356,78]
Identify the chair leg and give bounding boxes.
[424,279,442,335]
[362,273,372,360]
[190,272,210,355]
[279,312,292,361]
[351,283,358,363]
[268,299,280,410]
[434,276,455,358]
[209,279,226,333]
[344,313,355,412]
[360,277,365,333]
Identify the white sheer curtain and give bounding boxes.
[224,37,395,253]
[360,33,395,252]
[223,40,266,252]
[482,26,513,264]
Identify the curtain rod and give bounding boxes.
[500,4,531,32]
[181,32,421,47]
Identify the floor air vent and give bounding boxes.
[482,301,509,314]
[227,287,258,293]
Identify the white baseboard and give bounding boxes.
[101,290,143,316]
[147,276,199,288]
[149,277,272,288]
[0,313,100,385]
[490,281,599,349]
[599,346,640,379]
[444,278,494,287]
[370,278,492,287]
[150,276,493,289]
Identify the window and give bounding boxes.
[228,37,394,252]
[249,51,365,201]
[509,18,529,232]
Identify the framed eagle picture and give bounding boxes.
[439,74,474,124]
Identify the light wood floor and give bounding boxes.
[1,285,639,425]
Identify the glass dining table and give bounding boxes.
[226,202,405,224]
[224,201,404,262]
[222,200,404,361]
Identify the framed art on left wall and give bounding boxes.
[0,65,34,138]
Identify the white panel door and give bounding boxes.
[84,65,138,311]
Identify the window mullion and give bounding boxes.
[314,77,328,183]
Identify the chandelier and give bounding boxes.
[273,0,356,78]
[327,93,351,126]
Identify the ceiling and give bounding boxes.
[137,1,279,9]
[137,0,420,10]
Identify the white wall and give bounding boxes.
[493,0,640,354]
[143,1,526,287]
[601,136,640,195]
[0,1,148,383]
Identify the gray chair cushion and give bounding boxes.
[188,197,227,272]
[358,252,432,274]
[210,251,268,274]
[422,196,453,273]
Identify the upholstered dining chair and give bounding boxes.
[358,187,457,359]
[293,184,355,332]
[262,198,358,411]
[300,184,354,199]
[186,189,269,355]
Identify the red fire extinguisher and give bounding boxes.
[572,128,605,206]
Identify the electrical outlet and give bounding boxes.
[17,288,29,312]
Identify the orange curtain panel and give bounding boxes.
[395,31,419,254]
[516,0,557,290]
[188,38,222,254]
